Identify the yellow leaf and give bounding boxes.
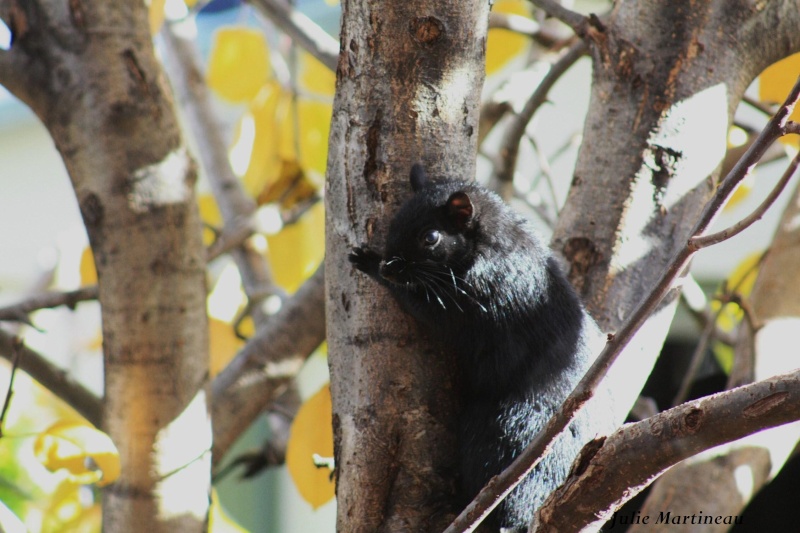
[209,318,244,377]
[723,173,755,212]
[297,98,333,179]
[41,482,100,532]
[34,421,121,487]
[725,251,760,296]
[268,94,332,188]
[486,0,531,75]
[722,125,756,212]
[276,94,298,163]
[234,81,285,199]
[210,488,249,533]
[759,53,800,147]
[266,202,325,293]
[207,28,271,103]
[299,52,336,97]
[286,384,335,509]
[198,194,223,247]
[148,0,167,35]
[79,247,97,286]
[711,252,762,371]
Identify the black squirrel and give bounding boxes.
[349,164,610,531]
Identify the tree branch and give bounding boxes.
[248,0,338,72]
[528,0,590,36]
[0,335,21,437]
[210,265,325,464]
[0,329,102,427]
[0,286,98,324]
[444,75,800,533]
[689,149,800,250]
[488,39,586,197]
[533,367,800,531]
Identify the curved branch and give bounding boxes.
[0,286,98,323]
[0,329,102,427]
[533,367,800,531]
[444,75,800,533]
[488,39,586,197]
[690,150,800,250]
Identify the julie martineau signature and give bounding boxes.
[607,510,743,529]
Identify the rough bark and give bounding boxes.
[0,2,210,531]
[536,1,800,529]
[549,0,800,473]
[631,177,800,532]
[532,368,800,532]
[324,1,489,530]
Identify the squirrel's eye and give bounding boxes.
[422,229,440,246]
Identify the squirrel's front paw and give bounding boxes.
[348,246,381,274]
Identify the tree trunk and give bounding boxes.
[0,2,210,531]
[324,1,489,530]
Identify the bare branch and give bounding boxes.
[689,150,800,250]
[248,0,338,71]
[488,40,586,197]
[206,215,256,262]
[444,75,800,533]
[528,0,590,36]
[0,335,21,437]
[671,302,718,407]
[0,329,102,427]
[533,367,800,531]
[742,93,776,117]
[210,265,325,464]
[0,286,98,324]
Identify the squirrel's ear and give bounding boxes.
[410,163,428,192]
[446,191,474,230]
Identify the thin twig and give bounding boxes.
[0,336,22,437]
[674,248,769,405]
[489,40,586,196]
[671,300,720,407]
[0,286,98,324]
[444,75,800,533]
[0,329,102,427]
[689,149,800,249]
[525,133,561,216]
[206,216,257,262]
[742,93,776,117]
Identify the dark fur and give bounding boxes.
[349,164,605,531]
